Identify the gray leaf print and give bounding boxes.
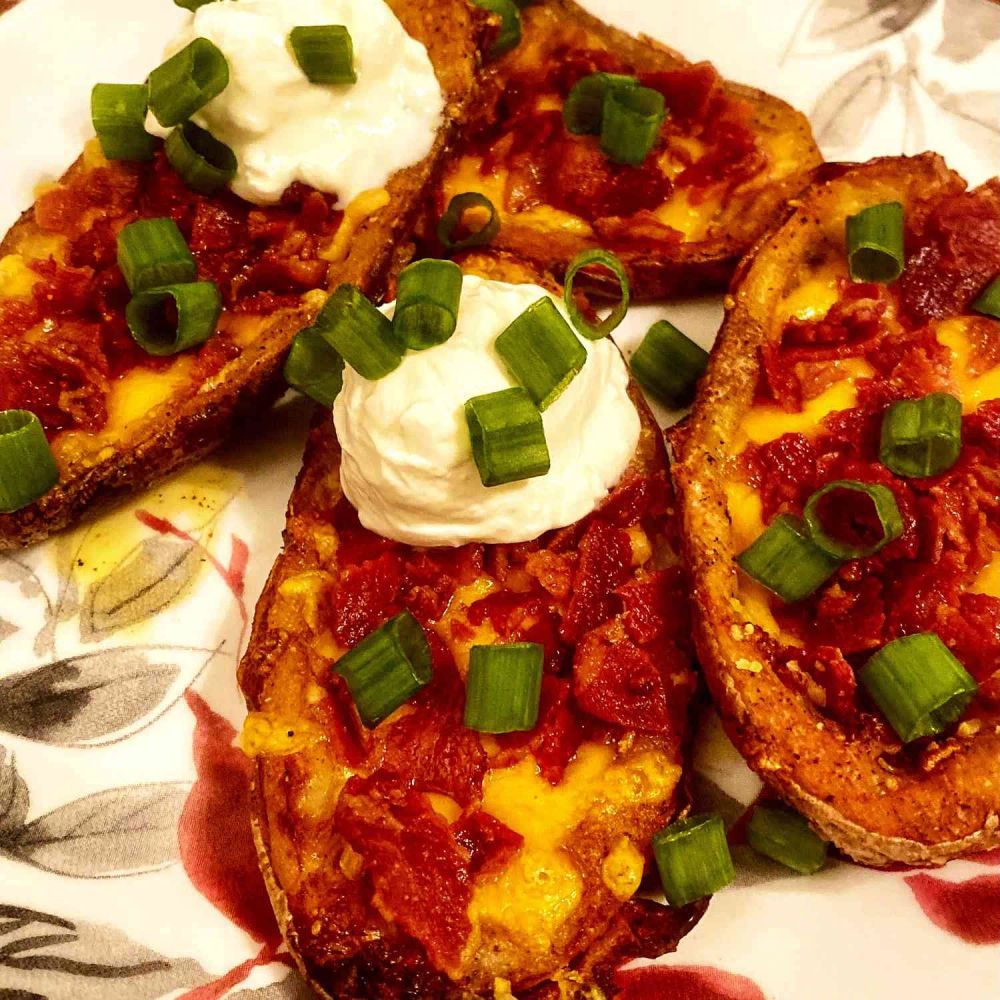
[0,904,210,998]
[0,649,181,746]
[939,90,1000,136]
[937,0,1000,62]
[0,619,18,645]
[810,0,933,48]
[811,52,892,154]
[0,751,28,837]
[80,537,201,640]
[2,782,188,877]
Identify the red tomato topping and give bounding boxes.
[327,552,404,646]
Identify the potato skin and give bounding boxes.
[436,0,822,301]
[0,0,488,550]
[674,154,1000,867]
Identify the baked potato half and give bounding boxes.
[0,0,487,549]
[432,0,822,300]
[675,154,1000,867]
[237,253,704,998]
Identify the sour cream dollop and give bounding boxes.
[160,0,444,206]
[334,276,641,547]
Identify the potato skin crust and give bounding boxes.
[238,258,703,997]
[0,0,487,550]
[675,154,1000,867]
[437,0,822,301]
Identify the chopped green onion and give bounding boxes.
[846,201,904,284]
[859,633,978,743]
[165,121,237,196]
[437,192,500,252]
[736,514,841,603]
[0,410,59,514]
[173,0,216,9]
[283,327,345,406]
[803,480,903,560]
[393,259,463,351]
[564,248,630,339]
[471,0,522,57]
[335,611,433,728]
[630,319,708,408]
[126,282,222,356]
[311,284,404,380]
[117,218,197,294]
[747,804,828,875]
[464,643,543,733]
[880,392,962,479]
[289,25,356,85]
[465,387,550,487]
[91,84,155,162]
[495,297,586,410]
[653,813,735,908]
[148,37,230,128]
[600,84,666,166]
[972,275,1000,319]
[563,73,638,135]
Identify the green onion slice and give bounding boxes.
[289,25,357,85]
[653,813,735,908]
[284,327,345,406]
[880,392,962,479]
[630,319,708,409]
[126,281,222,356]
[495,297,587,410]
[846,201,905,284]
[117,218,197,294]
[600,84,666,166]
[438,192,500,252]
[564,248,630,339]
[311,284,404,380]
[747,804,828,875]
[393,259,463,351]
[91,83,155,162]
[464,642,543,733]
[471,0,522,57]
[148,37,230,128]
[465,387,550,487]
[563,72,638,135]
[859,633,978,743]
[0,410,59,514]
[173,0,217,9]
[335,611,433,728]
[736,514,841,603]
[972,275,1000,319]
[803,480,903,560]
[165,121,237,196]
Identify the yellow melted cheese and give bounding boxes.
[972,560,1000,598]
[654,188,720,241]
[937,318,1000,413]
[779,265,844,322]
[725,482,784,637]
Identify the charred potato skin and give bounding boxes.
[238,258,703,997]
[0,0,489,550]
[439,0,822,301]
[675,153,1000,867]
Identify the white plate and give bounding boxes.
[1,2,998,997]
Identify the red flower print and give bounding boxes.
[614,963,768,1000]
[905,873,1000,945]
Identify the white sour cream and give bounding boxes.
[334,276,641,547]
[160,0,444,206]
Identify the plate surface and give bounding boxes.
[0,1,998,997]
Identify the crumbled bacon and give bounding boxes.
[452,812,523,877]
[327,552,404,646]
[561,520,633,642]
[618,567,690,647]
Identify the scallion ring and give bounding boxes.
[471,0,522,57]
[563,72,638,135]
[289,25,356,85]
[747,804,828,875]
[125,281,222,356]
[437,192,500,252]
[564,248,630,339]
[165,121,237,196]
[845,201,905,284]
[972,275,1000,319]
[310,284,404,380]
[393,259,463,351]
[173,0,217,9]
[802,480,903,560]
[0,410,59,514]
[859,633,977,743]
[91,83,155,162]
[653,813,735,908]
[630,319,708,409]
[495,297,587,410]
[464,643,544,733]
[465,387,550,487]
[335,611,433,728]
[148,37,230,128]
[600,84,666,166]
[117,218,197,294]
[283,327,345,406]
[880,392,962,479]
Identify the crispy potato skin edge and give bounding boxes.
[674,153,1000,867]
